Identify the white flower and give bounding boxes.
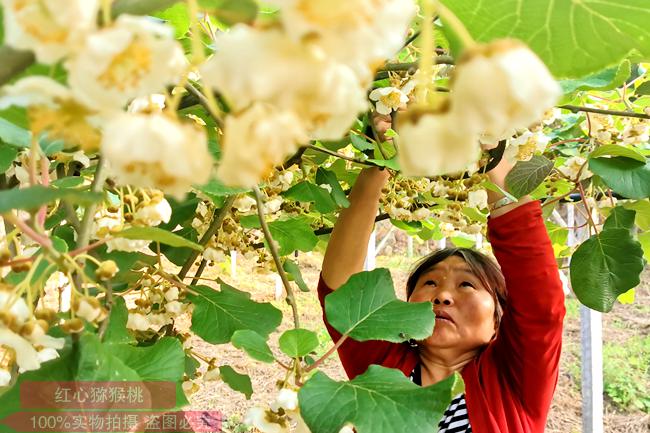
[412,208,431,221]
[201,26,366,139]
[2,0,99,64]
[164,287,179,302]
[218,103,309,187]
[67,15,186,111]
[451,40,561,140]
[244,407,287,433]
[233,196,257,213]
[22,321,65,351]
[36,348,60,364]
[269,0,417,79]
[101,112,212,199]
[270,388,299,412]
[397,110,481,177]
[432,182,450,197]
[0,328,40,372]
[204,248,226,263]
[165,301,183,315]
[106,238,150,253]
[440,222,456,238]
[0,291,30,325]
[0,77,102,151]
[126,312,150,331]
[558,156,592,181]
[0,368,11,387]
[369,86,410,115]
[74,297,102,322]
[339,425,355,433]
[265,197,284,214]
[467,190,488,209]
[504,130,550,163]
[134,198,172,226]
[203,368,221,382]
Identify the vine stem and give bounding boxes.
[304,334,349,373]
[252,186,300,329]
[576,179,598,235]
[559,104,650,120]
[3,212,52,250]
[185,82,224,129]
[178,195,236,280]
[76,157,108,251]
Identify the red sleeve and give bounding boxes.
[484,200,566,418]
[317,276,418,379]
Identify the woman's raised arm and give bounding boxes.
[321,166,389,290]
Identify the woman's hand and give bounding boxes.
[486,156,533,218]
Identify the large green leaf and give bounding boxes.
[505,155,554,198]
[624,200,650,231]
[589,145,646,163]
[639,232,650,261]
[285,181,337,214]
[116,226,202,250]
[195,178,248,199]
[109,337,185,382]
[103,297,136,344]
[0,117,30,148]
[560,60,631,93]
[268,217,319,256]
[0,185,101,213]
[441,0,650,78]
[219,365,253,399]
[279,329,319,358]
[231,330,275,363]
[570,229,645,312]
[187,283,282,344]
[325,269,435,342]
[602,207,636,232]
[76,334,141,381]
[299,366,454,433]
[154,2,190,38]
[589,157,650,199]
[316,168,350,208]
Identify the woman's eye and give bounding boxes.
[424,280,436,286]
[460,281,475,288]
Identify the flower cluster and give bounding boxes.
[125,278,189,337]
[398,39,561,177]
[0,8,211,199]
[201,0,417,187]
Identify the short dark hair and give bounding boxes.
[406,248,507,326]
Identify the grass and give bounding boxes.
[603,335,650,413]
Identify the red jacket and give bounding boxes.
[317,200,565,433]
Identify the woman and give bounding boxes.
[317,151,565,432]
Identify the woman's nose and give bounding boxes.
[433,297,452,306]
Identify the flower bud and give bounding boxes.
[61,318,85,334]
[96,260,119,281]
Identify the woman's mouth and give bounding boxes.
[434,310,454,323]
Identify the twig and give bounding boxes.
[306,144,378,167]
[185,82,224,129]
[378,56,455,73]
[190,259,208,285]
[178,195,236,280]
[3,213,52,250]
[559,105,650,120]
[76,157,108,251]
[253,186,300,329]
[304,335,349,373]
[69,239,108,257]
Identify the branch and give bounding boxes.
[76,157,109,251]
[178,195,236,280]
[190,258,208,285]
[378,56,455,73]
[304,334,349,373]
[253,186,300,329]
[184,82,224,129]
[559,105,650,120]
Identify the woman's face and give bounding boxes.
[408,255,496,351]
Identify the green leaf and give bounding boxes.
[299,366,454,433]
[560,60,631,93]
[482,180,518,202]
[367,157,400,171]
[638,232,650,261]
[86,246,157,286]
[200,0,258,25]
[350,134,374,151]
[635,80,650,96]
[325,268,435,342]
[570,229,645,312]
[589,157,650,199]
[268,217,319,256]
[602,206,636,232]
[505,155,554,199]
[279,329,319,358]
[316,168,350,208]
[0,185,101,213]
[110,337,185,382]
[116,226,202,250]
[0,143,17,172]
[231,330,275,363]
[589,145,646,163]
[76,334,141,381]
[0,117,30,148]
[462,206,487,223]
[111,0,184,16]
[285,181,337,214]
[195,178,248,200]
[159,227,199,266]
[103,297,135,344]
[283,258,310,292]
[187,283,282,344]
[154,2,190,38]
[440,0,650,78]
[219,365,253,399]
[624,200,650,231]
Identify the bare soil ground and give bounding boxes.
[180,252,650,433]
